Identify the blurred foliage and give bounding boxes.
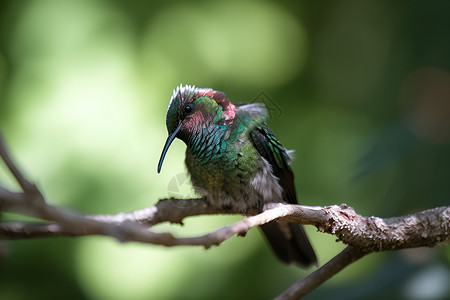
[0,0,449,299]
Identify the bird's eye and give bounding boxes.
[183,103,194,115]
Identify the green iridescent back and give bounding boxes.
[185,104,266,195]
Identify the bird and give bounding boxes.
[157,84,317,267]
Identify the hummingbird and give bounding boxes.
[157,85,317,267]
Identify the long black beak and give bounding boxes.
[157,121,182,173]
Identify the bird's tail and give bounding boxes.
[259,222,317,267]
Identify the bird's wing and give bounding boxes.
[249,125,298,205]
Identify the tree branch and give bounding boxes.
[1,196,448,251]
[275,246,367,300]
[0,134,36,193]
[0,131,449,299]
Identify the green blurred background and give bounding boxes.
[1,0,449,299]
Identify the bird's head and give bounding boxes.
[157,84,236,173]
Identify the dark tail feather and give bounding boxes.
[259,222,317,267]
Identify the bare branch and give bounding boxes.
[275,246,367,300]
[1,198,449,251]
[0,131,449,299]
[0,133,36,193]
[263,203,450,252]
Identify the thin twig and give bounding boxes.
[0,200,449,251]
[274,246,367,300]
[0,130,449,298]
[0,133,35,193]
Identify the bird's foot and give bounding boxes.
[221,204,233,211]
[256,200,264,214]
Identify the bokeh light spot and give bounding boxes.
[142,0,307,88]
